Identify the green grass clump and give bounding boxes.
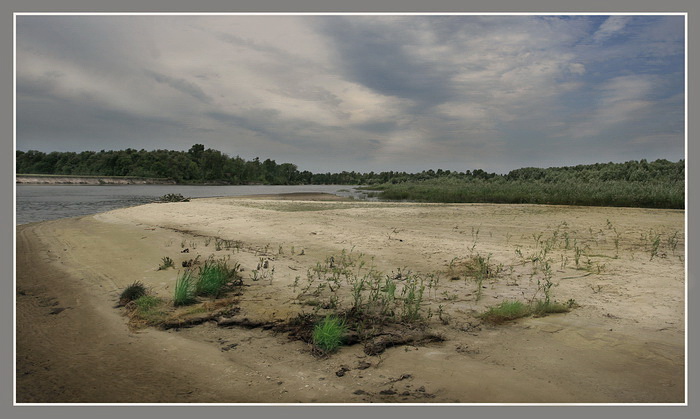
[127,295,168,326]
[480,300,531,324]
[118,281,148,306]
[480,299,573,324]
[134,295,161,311]
[173,271,196,306]
[133,295,166,323]
[531,300,571,317]
[195,259,238,297]
[312,315,348,354]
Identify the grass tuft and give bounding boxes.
[118,281,147,306]
[129,295,167,326]
[195,258,239,297]
[479,300,531,324]
[312,315,348,354]
[173,270,196,306]
[531,300,571,317]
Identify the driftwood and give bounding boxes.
[363,331,444,356]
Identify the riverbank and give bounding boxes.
[15,195,685,403]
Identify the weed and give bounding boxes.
[400,275,425,322]
[667,231,680,255]
[454,253,500,301]
[574,245,584,268]
[312,315,348,354]
[649,231,662,260]
[437,304,450,325]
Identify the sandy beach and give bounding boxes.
[15,194,686,404]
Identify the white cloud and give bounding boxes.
[592,16,631,43]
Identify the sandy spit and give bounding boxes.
[15,195,685,403]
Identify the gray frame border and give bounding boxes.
[3,1,696,418]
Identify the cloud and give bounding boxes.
[592,16,631,43]
[15,14,685,173]
[146,70,213,104]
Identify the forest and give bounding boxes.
[16,144,685,208]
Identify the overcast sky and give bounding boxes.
[15,14,685,173]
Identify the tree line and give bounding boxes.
[16,144,684,186]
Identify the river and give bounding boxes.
[15,184,366,225]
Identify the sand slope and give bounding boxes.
[16,195,685,403]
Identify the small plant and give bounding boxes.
[437,304,450,325]
[649,231,662,260]
[118,281,148,306]
[173,271,196,306]
[158,256,174,270]
[312,315,347,354]
[667,231,680,255]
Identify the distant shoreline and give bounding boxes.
[16,174,176,185]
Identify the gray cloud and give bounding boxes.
[146,70,214,104]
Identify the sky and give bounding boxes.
[15,14,686,174]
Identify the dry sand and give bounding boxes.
[15,193,685,404]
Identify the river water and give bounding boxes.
[15,184,365,225]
